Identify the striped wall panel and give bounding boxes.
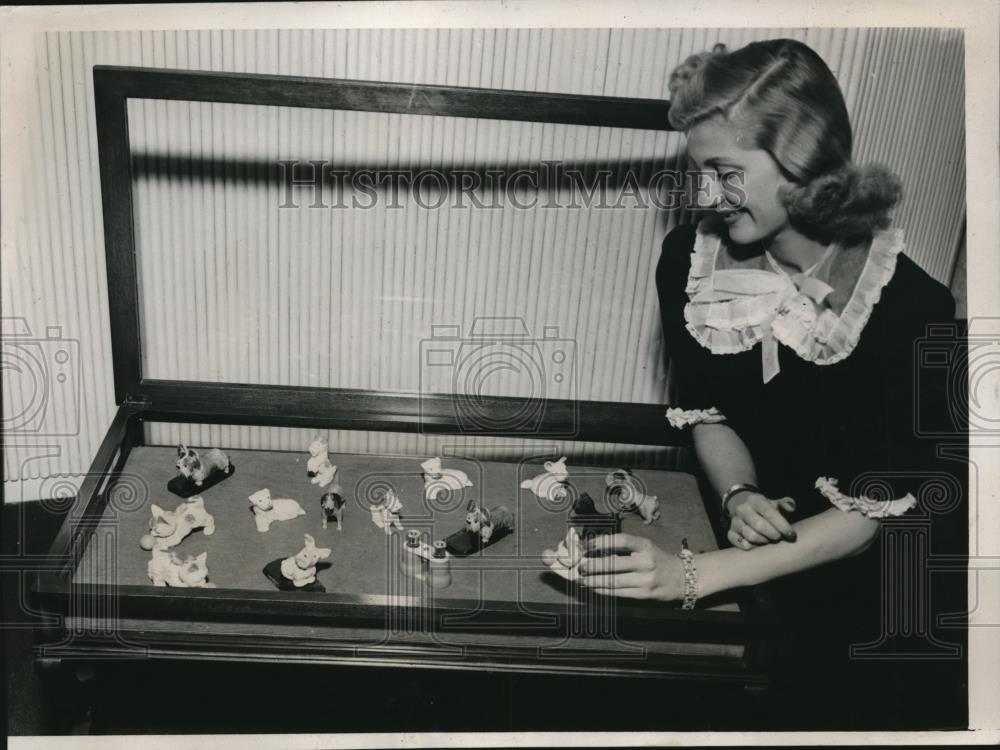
[2,28,966,501]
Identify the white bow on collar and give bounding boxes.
[681,221,905,383]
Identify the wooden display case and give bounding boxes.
[32,65,779,689]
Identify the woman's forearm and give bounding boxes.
[695,507,881,596]
[689,423,881,596]
[691,422,758,497]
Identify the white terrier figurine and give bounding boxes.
[147,549,216,588]
[280,534,331,588]
[541,526,585,581]
[605,469,661,525]
[248,488,306,532]
[175,444,232,487]
[306,435,337,488]
[369,489,404,535]
[139,496,215,551]
[420,457,473,500]
[520,457,570,500]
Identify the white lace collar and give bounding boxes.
[683,218,904,382]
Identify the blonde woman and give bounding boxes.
[580,38,960,727]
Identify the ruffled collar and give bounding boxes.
[683,217,904,382]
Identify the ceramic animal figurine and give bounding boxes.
[306,435,338,488]
[248,488,306,532]
[605,469,661,524]
[280,534,332,588]
[568,492,623,540]
[320,486,346,531]
[541,526,585,581]
[420,457,473,500]
[464,499,515,544]
[520,457,570,500]
[139,496,215,551]
[147,549,216,588]
[175,444,232,487]
[369,489,404,535]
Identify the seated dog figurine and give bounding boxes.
[139,496,215,551]
[306,436,338,488]
[605,469,660,525]
[541,526,585,581]
[420,457,473,500]
[175,444,232,487]
[147,549,216,588]
[320,486,346,531]
[248,488,306,532]
[520,457,570,501]
[369,489,404,535]
[280,534,332,588]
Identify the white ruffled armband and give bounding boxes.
[815,477,916,519]
[665,406,726,429]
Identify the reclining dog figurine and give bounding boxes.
[147,549,217,588]
[139,496,215,551]
[520,457,570,501]
[420,457,473,500]
[248,488,306,532]
[605,469,660,525]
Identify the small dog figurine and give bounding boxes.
[464,499,515,544]
[320,486,346,531]
[306,436,337,488]
[520,457,570,500]
[541,526,585,581]
[420,457,473,500]
[175,444,232,487]
[139,496,215,551]
[280,534,331,588]
[605,469,660,524]
[369,489,404,535]
[248,488,306,532]
[147,549,216,588]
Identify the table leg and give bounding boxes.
[34,656,97,735]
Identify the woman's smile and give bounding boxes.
[721,208,748,224]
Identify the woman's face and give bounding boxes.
[685,116,792,245]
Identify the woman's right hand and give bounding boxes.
[727,493,797,549]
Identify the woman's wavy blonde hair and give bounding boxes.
[668,38,901,245]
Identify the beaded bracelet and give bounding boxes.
[678,537,697,610]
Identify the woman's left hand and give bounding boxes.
[577,533,685,601]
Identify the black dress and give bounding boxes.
[657,218,966,729]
